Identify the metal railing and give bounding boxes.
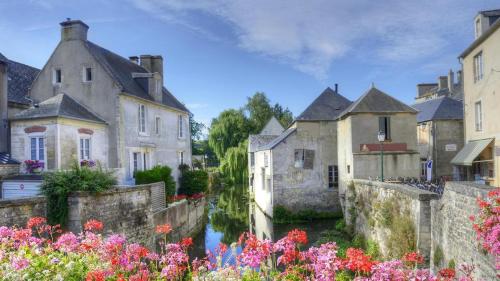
[370,176,448,196]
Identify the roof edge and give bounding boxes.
[460,17,500,58]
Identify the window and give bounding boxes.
[30,137,44,161]
[53,68,62,84]
[294,149,314,169]
[347,165,351,174]
[83,67,92,82]
[328,165,338,188]
[138,104,146,133]
[378,116,391,140]
[473,52,483,82]
[475,18,481,39]
[178,115,184,138]
[250,152,255,167]
[475,101,482,131]
[132,152,140,176]
[155,117,161,135]
[178,151,184,165]
[79,138,91,160]
[264,152,269,167]
[143,152,149,170]
[266,178,271,191]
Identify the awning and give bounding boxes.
[451,138,494,166]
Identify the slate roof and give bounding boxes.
[13,94,105,123]
[258,128,297,151]
[339,87,416,118]
[248,135,280,152]
[0,53,40,106]
[481,9,500,17]
[0,152,19,165]
[296,87,352,121]
[412,96,463,123]
[84,41,189,112]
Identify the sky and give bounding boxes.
[0,0,498,130]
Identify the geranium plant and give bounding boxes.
[23,159,44,173]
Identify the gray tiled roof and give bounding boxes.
[0,54,40,105]
[296,87,352,121]
[248,135,280,152]
[13,94,105,123]
[412,96,463,123]
[0,152,19,165]
[84,41,188,112]
[258,128,297,151]
[481,9,500,17]
[339,87,416,118]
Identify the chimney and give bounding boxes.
[60,19,88,41]
[334,83,338,93]
[448,69,454,90]
[139,55,164,103]
[129,56,139,65]
[457,70,462,84]
[139,55,163,76]
[438,76,448,90]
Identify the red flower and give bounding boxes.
[180,237,193,249]
[402,252,424,265]
[287,229,308,245]
[27,217,46,229]
[86,270,106,281]
[156,224,172,234]
[438,268,456,279]
[344,248,375,274]
[84,219,104,232]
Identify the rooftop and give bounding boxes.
[412,96,463,123]
[295,87,352,121]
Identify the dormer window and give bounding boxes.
[475,18,481,39]
[53,68,62,84]
[83,67,92,82]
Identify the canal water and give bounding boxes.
[190,186,339,263]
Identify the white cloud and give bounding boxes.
[131,0,496,79]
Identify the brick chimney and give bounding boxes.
[0,57,8,152]
[438,76,448,90]
[448,69,454,90]
[60,19,88,41]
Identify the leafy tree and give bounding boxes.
[219,140,248,184]
[272,103,294,128]
[190,113,206,141]
[244,92,294,132]
[208,109,251,160]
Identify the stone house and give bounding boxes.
[0,53,40,176]
[337,86,419,195]
[250,87,352,217]
[452,9,500,186]
[414,69,463,104]
[9,19,191,185]
[412,97,464,180]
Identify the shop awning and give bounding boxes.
[451,138,494,166]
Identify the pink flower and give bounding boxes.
[55,232,79,253]
[11,256,30,270]
[305,242,342,281]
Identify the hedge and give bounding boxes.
[135,165,176,198]
[179,170,208,196]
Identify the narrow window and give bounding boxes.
[85,67,92,82]
[264,152,269,167]
[475,101,482,131]
[133,152,139,176]
[143,152,148,170]
[475,18,481,39]
[178,115,184,138]
[30,137,45,161]
[138,104,146,133]
[266,178,271,191]
[294,149,304,168]
[179,151,184,165]
[347,165,351,174]
[328,165,339,188]
[261,168,265,190]
[378,116,391,140]
[473,52,483,83]
[53,69,62,84]
[79,138,91,160]
[250,152,255,167]
[155,117,161,135]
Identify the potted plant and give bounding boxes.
[24,160,44,174]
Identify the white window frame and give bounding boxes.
[155,116,161,135]
[473,52,483,83]
[28,135,46,162]
[475,100,483,131]
[294,149,305,168]
[138,104,147,135]
[79,136,91,161]
[475,18,481,39]
[82,66,92,82]
[52,68,62,85]
[178,115,184,139]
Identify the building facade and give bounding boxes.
[452,9,500,186]
[9,20,191,185]
[250,87,351,217]
[337,86,420,198]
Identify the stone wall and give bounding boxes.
[0,196,46,227]
[342,179,439,262]
[0,164,19,177]
[431,182,496,280]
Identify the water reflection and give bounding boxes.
[191,186,338,262]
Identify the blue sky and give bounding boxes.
[0,0,498,129]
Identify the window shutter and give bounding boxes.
[378,117,384,134]
[386,117,391,140]
[304,149,314,169]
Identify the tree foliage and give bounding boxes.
[208,109,251,161]
[219,140,248,184]
[245,92,293,132]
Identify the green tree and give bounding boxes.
[245,92,294,132]
[219,140,248,184]
[208,109,250,160]
[272,103,294,128]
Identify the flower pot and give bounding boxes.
[32,167,42,174]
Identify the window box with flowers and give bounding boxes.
[24,160,44,174]
[80,159,96,168]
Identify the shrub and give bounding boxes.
[272,205,342,224]
[135,165,176,197]
[387,213,416,259]
[41,162,115,227]
[179,170,209,196]
[366,240,380,260]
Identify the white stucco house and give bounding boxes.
[9,19,192,186]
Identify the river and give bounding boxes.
[189,185,340,263]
